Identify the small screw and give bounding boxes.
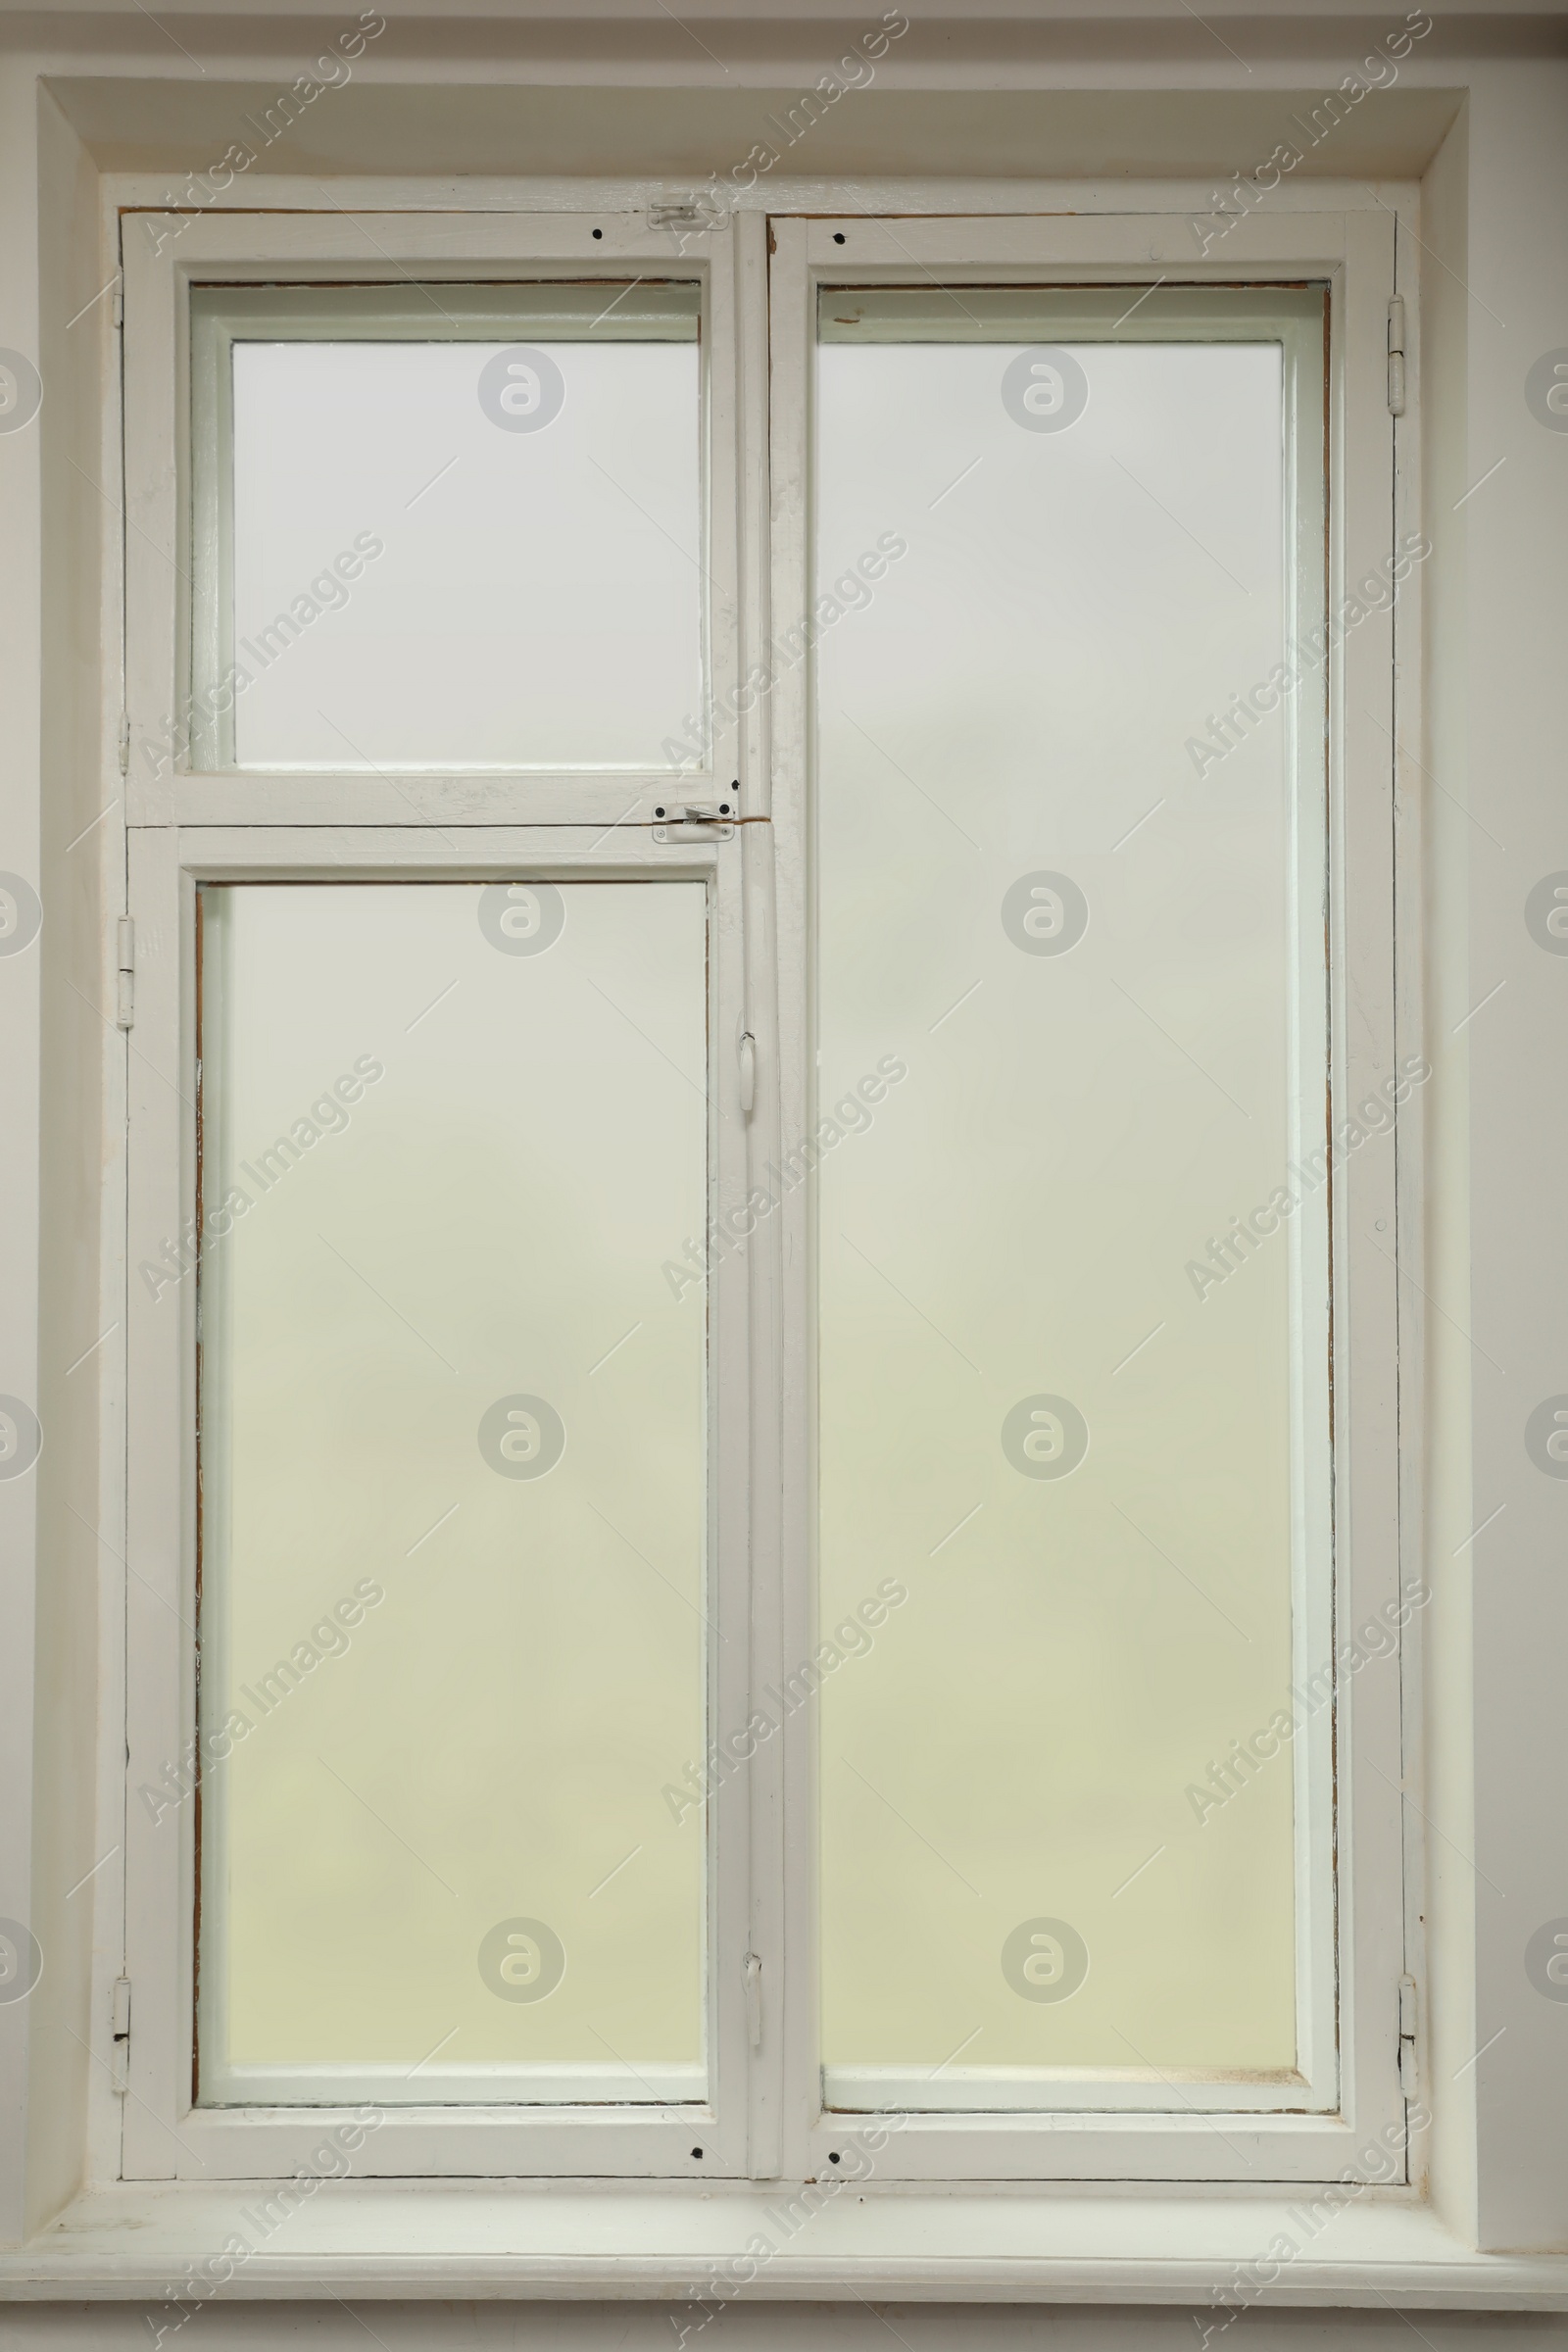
[592,228,604,240]
[719,803,731,814]
[833,232,847,245]
[691,2145,705,2159]
[828,2150,841,2164]
[654,806,666,818]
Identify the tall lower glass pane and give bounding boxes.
[814,291,1332,2107]
[196,880,707,2103]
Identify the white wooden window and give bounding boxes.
[122,211,760,2182]
[119,200,1413,2190]
[769,212,1409,2186]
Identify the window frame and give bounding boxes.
[122,822,757,2182]
[121,206,751,830]
[767,210,1412,2185]
[112,194,1417,2194]
[118,200,772,2182]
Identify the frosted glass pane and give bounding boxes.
[815,317,1329,2103]
[196,881,707,2103]
[220,304,700,768]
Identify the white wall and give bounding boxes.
[1,2308,1567,2352]
[1461,57,1568,2256]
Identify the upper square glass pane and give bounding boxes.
[190,284,703,771]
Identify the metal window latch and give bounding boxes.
[652,801,735,843]
[116,916,134,1029]
[111,1977,131,2093]
[1388,295,1406,416]
[743,1951,762,2049]
[1398,1972,1419,2096]
[646,196,727,234]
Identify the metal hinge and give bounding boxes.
[116,915,134,1029]
[111,1976,131,2092]
[117,710,130,775]
[1398,1971,1419,2096]
[646,195,725,234]
[743,1951,762,2049]
[652,801,736,843]
[1387,294,1406,416]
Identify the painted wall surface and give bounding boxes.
[2,2310,1568,2352]
[1459,53,1568,2259]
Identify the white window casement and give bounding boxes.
[34,140,1568,2302]
[110,195,1415,2201]
[122,209,762,2181]
[769,213,1409,2189]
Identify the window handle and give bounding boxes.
[652,801,735,842]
